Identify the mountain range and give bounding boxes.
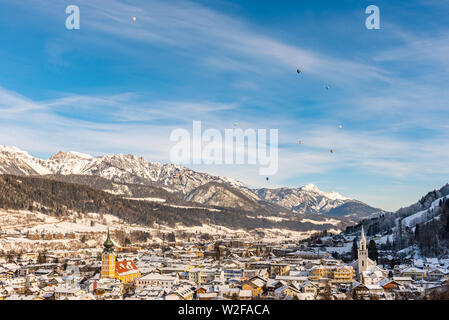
[0,145,387,233]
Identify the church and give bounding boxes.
[101,230,141,284]
[352,225,378,281]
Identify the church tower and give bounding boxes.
[101,229,116,279]
[357,225,369,277]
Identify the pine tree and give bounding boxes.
[167,232,176,243]
[445,214,449,237]
[214,242,221,261]
[385,236,391,250]
[415,224,420,241]
[37,251,47,264]
[351,238,358,261]
[368,240,378,263]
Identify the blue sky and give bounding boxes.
[0,0,449,211]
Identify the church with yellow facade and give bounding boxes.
[101,230,141,284]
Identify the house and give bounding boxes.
[351,282,370,299]
[332,266,355,284]
[115,260,141,284]
[188,268,203,285]
[393,276,414,287]
[299,281,318,296]
[273,284,301,299]
[308,266,327,281]
[269,263,290,278]
[135,273,179,288]
[242,276,266,297]
[195,286,209,295]
[243,268,269,280]
[361,266,387,285]
[400,267,427,281]
[199,268,223,285]
[427,268,447,281]
[265,279,286,295]
[198,292,218,300]
[377,279,401,291]
[296,292,315,300]
[365,284,384,297]
[173,286,194,300]
[0,286,14,300]
[238,290,252,300]
[425,279,449,298]
[0,270,14,281]
[275,275,308,285]
[54,285,85,300]
[223,268,243,280]
[425,258,439,267]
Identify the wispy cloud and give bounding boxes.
[15,0,390,84]
[2,0,449,211]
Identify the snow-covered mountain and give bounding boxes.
[256,184,384,217]
[0,146,52,175]
[256,184,348,213]
[0,145,252,195]
[185,182,261,211]
[396,184,449,219]
[0,145,381,217]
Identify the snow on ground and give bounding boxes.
[323,241,353,254]
[256,216,289,222]
[162,204,221,212]
[24,221,108,234]
[68,151,93,159]
[124,197,166,203]
[377,234,394,245]
[401,195,447,228]
[300,218,340,226]
[103,184,131,196]
[261,229,320,241]
[0,207,342,253]
[175,223,246,236]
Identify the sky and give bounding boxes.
[0,0,449,211]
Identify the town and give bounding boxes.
[1,225,448,300]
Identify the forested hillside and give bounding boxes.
[0,175,340,233]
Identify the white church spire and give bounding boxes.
[360,225,366,251]
[357,224,369,280]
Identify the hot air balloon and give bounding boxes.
[330,149,334,153]
[338,125,342,129]
[266,177,270,181]
[297,68,301,74]
[132,17,137,22]
[325,85,330,90]
[299,140,303,145]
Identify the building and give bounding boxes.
[115,260,141,284]
[353,226,376,280]
[100,230,141,284]
[101,230,116,279]
[332,266,355,284]
[269,263,290,278]
[136,273,179,288]
[361,266,388,285]
[308,266,327,281]
[400,267,427,281]
[242,276,266,297]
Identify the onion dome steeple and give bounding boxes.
[103,228,114,253]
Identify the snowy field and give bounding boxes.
[401,196,445,228]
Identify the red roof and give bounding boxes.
[115,260,139,275]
